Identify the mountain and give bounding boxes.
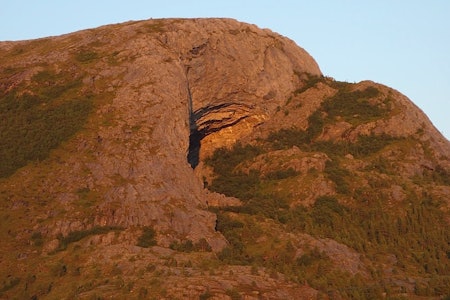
[0,18,449,299]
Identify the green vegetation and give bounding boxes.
[205,100,449,297]
[293,75,387,127]
[210,191,450,297]
[0,68,92,178]
[268,111,324,148]
[31,231,44,247]
[205,143,264,201]
[199,288,213,300]
[294,74,324,94]
[421,165,450,186]
[145,20,166,33]
[265,168,299,180]
[137,226,157,248]
[269,126,401,159]
[324,159,351,194]
[75,187,100,208]
[213,208,389,298]
[293,74,383,124]
[0,276,20,294]
[206,143,294,220]
[214,213,248,264]
[169,238,212,252]
[56,226,124,252]
[225,288,242,300]
[75,50,99,63]
[322,86,385,124]
[269,78,399,159]
[287,196,450,276]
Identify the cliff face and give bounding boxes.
[0,18,321,244]
[0,18,448,299]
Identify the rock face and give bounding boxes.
[179,19,321,159]
[0,18,448,299]
[0,18,320,242]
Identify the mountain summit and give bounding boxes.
[0,18,449,299]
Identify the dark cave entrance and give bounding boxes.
[187,127,202,169]
[185,68,204,169]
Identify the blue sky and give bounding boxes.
[1,1,449,139]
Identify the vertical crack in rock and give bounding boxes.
[186,68,201,169]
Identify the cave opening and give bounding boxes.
[187,127,202,169]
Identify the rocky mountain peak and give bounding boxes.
[0,18,448,299]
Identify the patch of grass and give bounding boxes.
[229,29,241,35]
[348,134,400,158]
[169,238,212,252]
[268,128,309,150]
[365,157,394,174]
[268,125,401,159]
[324,159,351,194]
[0,276,20,294]
[294,74,325,94]
[422,165,450,186]
[205,143,263,175]
[215,213,249,265]
[0,68,92,178]
[205,143,264,200]
[0,96,92,177]
[75,50,99,63]
[265,168,300,180]
[137,226,157,248]
[31,231,44,247]
[199,288,213,300]
[56,226,124,252]
[75,187,100,208]
[225,288,242,300]
[206,143,296,222]
[268,111,324,149]
[145,21,166,33]
[0,39,51,63]
[322,86,385,124]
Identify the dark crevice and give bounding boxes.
[186,67,201,169]
[187,129,202,169]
